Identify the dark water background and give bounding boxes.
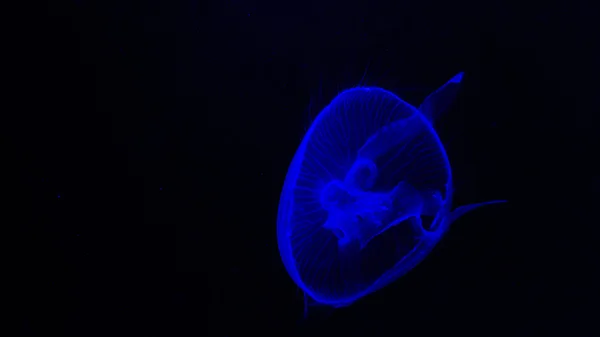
[9,0,598,336]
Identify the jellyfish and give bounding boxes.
[277,72,505,311]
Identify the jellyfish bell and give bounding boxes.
[277,71,506,315]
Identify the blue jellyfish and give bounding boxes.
[277,72,505,310]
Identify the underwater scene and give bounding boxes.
[13,0,598,336]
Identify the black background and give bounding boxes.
[10,0,598,336]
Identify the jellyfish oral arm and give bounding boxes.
[445,199,507,227]
[321,183,395,248]
[418,72,464,123]
[356,114,424,161]
[320,179,436,250]
[321,136,447,250]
